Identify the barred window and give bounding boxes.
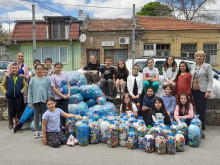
[181,44,197,60]
[203,43,218,65]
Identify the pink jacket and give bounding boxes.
[174,103,194,123]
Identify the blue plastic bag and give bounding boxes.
[80,85,104,99]
[68,101,89,116]
[70,86,80,95]
[96,96,106,105]
[85,98,96,107]
[30,120,42,131]
[76,75,87,87]
[68,93,83,104]
[89,102,117,117]
[66,71,80,86]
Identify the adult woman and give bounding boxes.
[191,50,213,133]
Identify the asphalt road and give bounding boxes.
[0,121,220,165]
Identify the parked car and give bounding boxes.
[0,61,11,82]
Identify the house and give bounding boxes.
[10,16,81,71]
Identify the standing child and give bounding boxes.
[28,64,52,138]
[119,93,138,118]
[100,57,116,99]
[174,93,194,125]
[42,97,82,148]
[44,58,54,76]
[51,62,70,131]
[142,87,156,125]
[143,58,160,93]
[162,56,178,90]
[31,59,41,77]
[161,84,176,120]
[80,55,100,84]
[175,61,192,100]
[115,60,129,99]
[127,64,143,111]
[1,63,27,129]
[146,97,171,126]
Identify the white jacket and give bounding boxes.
[127,73,143,96]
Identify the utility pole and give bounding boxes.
[32,5,37,59]
[131,4,135,66]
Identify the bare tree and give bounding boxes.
[160,0,216,22]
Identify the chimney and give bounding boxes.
[79,10,83,16]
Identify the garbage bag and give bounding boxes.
[96,96,106,105]
[68,101,89,116]
[85,98,96,107]
[68,93,83,104]
[30,120,42,131]
[80,85,104,99]
[70,86,80,95]
[89,102,117,117]
[66,71,80,86]
[76,75,87,87]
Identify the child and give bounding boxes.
[100,57,116,99]
[162,56,178,89]
[127,64,143,111]
[161,84,176,120]
[115,60,129,99]
[31,59,41,77]
[42,97,82,148]
[28,64,52,138]
[174,93,194,125]
[142,87,156,125]
[44,58,54,76]
[119,93,138,118]
[143,58,160,93]
[175,61,192,100]
[146,97,171,126]
[51,62,70,130]
[80,55,100,84]
[1,62,27,129]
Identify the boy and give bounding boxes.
[44,58,54,76]
[31,59,41,77]
[100,57,116,99]
[1,63,27,129]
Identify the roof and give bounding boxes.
[87,18,132,31]
[137,15,220,31]
[11,20,80,41]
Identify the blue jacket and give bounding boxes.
[6,74,23,98]
[161,95,176,117]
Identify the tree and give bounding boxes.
[160,0,216,22]
[137,2,173,17]
[0,24,10,40]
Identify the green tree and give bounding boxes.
[137,1,173,16]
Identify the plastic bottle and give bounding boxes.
[175,130,185,152]
[132,119,139,133]
[138,116,144,125]
[155,132,166,154]
[127,128,137,150]
[89,118,99,144]
[65,117,75,138]
[188,121,200,147]
[99,118,110,143]
[191,115,202,140]
[93,110,99,121]
[143,131,155,153]
[137,121,147,149]
[167,132,176,155]
[158,120,165,127]
[119,121,129,147]
[78,120,89,146]
[162,126,169,139]
[114,118,119,127]
[119,115,124,124]
[152,123,160,138]
[128,114,135,127]
[179,119,188,139]
[170,121,179,136]
[107,121,119,148]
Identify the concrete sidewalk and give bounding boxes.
[0,121,220,165]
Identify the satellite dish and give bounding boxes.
[79,34,86,43]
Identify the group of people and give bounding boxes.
[1,50,213,147]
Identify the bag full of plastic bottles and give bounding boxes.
[80,85,103,99]
[30,120,42,131]
[127,128,137,150]
[151,123,160,138]
[78,120,89,146]
[96,96,106,105]
[137,121,147,149]
[119,121,129,147]
[188,121,200,147]
[170,121,179,136]
[99,118,110,143]
[66,71,80,86]
[75,114,82,140]
[179,119,188,139]
[143,131,155,153]
[191,115,202,140]
[89,102,117,117]
[107,121,119,148]
[70,86,80,95]
[85,98,96,107]
[65,118,76,138]
[167,132,176,155]
[155,132,166,155]
[89,118,99,144]
[76,75,87,87]
[68,101,89,116]
[175,130,185,152]
[68,93,84,104]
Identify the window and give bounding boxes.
[36,47,67,63]
[86,49,100,64]
[144,44,153,50]
[156,44,170,56]
[104,49,128,65]
[203,43,218,65]
[51,19,65,39]
[181,44,197,60]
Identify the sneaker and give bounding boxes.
[39,131,43,138]
[121,93,124,99]
[116,93,120,99]
[34,131,40,138]
[8,122,13,129]
[12,123,21,133]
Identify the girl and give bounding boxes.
[142,87,156,125]
[120,93,138,118]
[175,61,192,100]
[28,64,52,138]
[127,65,143,111]
[51,62,70,131]
[146,97,171,126]
[42,97,82,148]
[162,56,178,90]
[161,84,176,120]
[115,60,129,99]
[174,93,194,126]
[143,58,160,93]
[80,55,100,84]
